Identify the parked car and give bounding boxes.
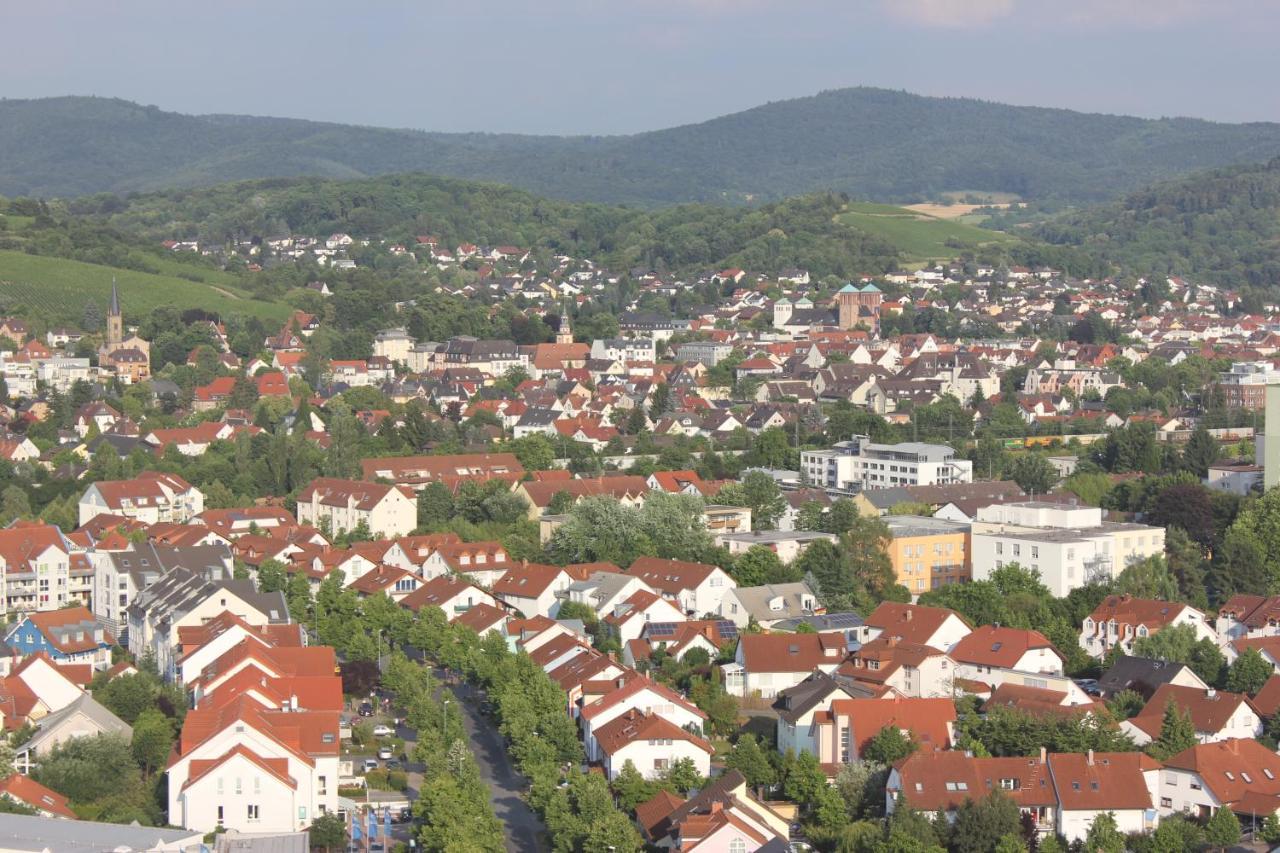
[358,702,375,717]
[372,724,394,737]
[362,758,379,772]
[378,747,394,760]
[386,759,402,771]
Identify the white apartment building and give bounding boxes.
[800,436,972,492]
[971,502,1164,597]
[372,327,415,365]
[294,478,417,538]
[78,472,205,527]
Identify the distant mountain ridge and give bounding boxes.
[4,89,1280,204]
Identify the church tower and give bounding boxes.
[106,277,123,351]
[555,302,574,345]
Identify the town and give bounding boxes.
[0,189,1276,853]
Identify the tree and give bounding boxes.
[1182,424,1220,478]
[949,792,1021,853]
[1226,646,1272,695]
[417,481,455,528]
[663,757,704,795]
[94,673,157,724]
[862,725,917,764]
[1204,805,1241,850]
[1003,453,1058,495]
[725,735,777,796]
[612,760,661,811]
[1132,623,1226,687]
[130,709,174,778]
[1105,689,1146,719]
[1147,700,1197,760]
[730,546,783,587]
[257,558,287,593]
[1261,811,1280,845]
[309,812,348,852]
[783,750,828,808]
[82,298,103,332]
[323,410,363,479]
[547,489,576,515]
[832,759,888,821]
[716,471,787,531]
[0,486,30,524]
[1083,811,1125,853]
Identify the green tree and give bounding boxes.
[309,812,348,852]
[417,481,455,527]
[783,750,828,808]
[1226,646,1272,695]
[0,485,30,524]
[1146,701,1197,760]
[1203,805,1241,850]
[323,410,364,479]
[832,759,888,821]
[716,471,787,531]
[1132,622,1226,687]
[1261,811,1280,844]
[663,757,704,795]
[1083,811,1125,853]
[1182,424,1220,478]
[949,792,1021,853]
[730,546,783,587]
[130,708,174,778]
[862,725,917,765]
[724,735,777,796]
[1003,453,1058,495]
[256,558,287,593]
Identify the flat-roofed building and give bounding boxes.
[882,515,971,595]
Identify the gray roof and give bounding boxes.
[1098,655,1202,699]
[727,582,819,621]
[771,611,865,633]
[104,542,234,589]
[215,831,310,853]
[0,812,201,852]
[566,572,636,606]
[772,670,856,724]
[19,692,131,755]
[127,567,289,629]
[717,531,837,546]
[882,515,971,538]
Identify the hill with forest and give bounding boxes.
[4,90,1280,205]
[1034,157,1280,290]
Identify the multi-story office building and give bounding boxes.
[882,515,971,595]
[800,436,973,492]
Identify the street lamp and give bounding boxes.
[442,698,450,738]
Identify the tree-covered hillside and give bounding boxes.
[1035,158,1280,288]
[4,90,1280,205]
[69,174,908,278]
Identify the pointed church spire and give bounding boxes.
[109,276,121,317]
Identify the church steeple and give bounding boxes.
[105,276,123,350]
[555,300,574,345]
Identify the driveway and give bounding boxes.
[443,674,548,853]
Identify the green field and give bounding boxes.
[836,203,1016,262]
[0,250,289,324]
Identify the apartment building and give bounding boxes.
[800,436,973,493]
[882,515,971,595]
[971,502,1165,596]
[294,478,416,538]
[78,472,205,526]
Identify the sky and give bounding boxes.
[3,0,1279,135]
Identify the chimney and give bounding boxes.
[905,609,913,622]
[709,801,724,814]
[1039,746,1047,764]
[1086,749,1094,766]
[291,694,299,711]
[1207,688,1217,700]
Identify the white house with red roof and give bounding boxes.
[294,478,416,538]
[950,625,1064,681]
[0,772,76,818]
[857,601,972,652]
[0,522,79,613]
[492,563,574,618]
[175,611,306,686]
[595,708,713,781]
[725,632,845,698]
[78,471,204,526]
[167,698,340,834]
[1080,594,1213,659]
[1121,684,1263,746]
[813,696,956,764]
[579,673,706,760]
[399,574,496,618]
[625,556,735,616]
[607,591,687,648]
[1158,738,1280,821]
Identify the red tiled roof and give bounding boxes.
[949,625,1059,670]
[0,773,75,818]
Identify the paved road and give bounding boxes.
[443,675,549,853]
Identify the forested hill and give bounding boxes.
[1034,158,1280,289]
[5,90,1280,205]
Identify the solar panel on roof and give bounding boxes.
[715,621,739,639]
[647,623,677,637]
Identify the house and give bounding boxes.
[838,636,954,698]
[1046,750,1160,842]
[594,708,713,781]
[166,698,340,834]
[773,670,862,758]
[89,541,234,638]
[812,696,957,765]
[579,675,707,762]
[399,574,496,618]
[127,569,289,681]
[0,773,76,818]
[713,531,836,564]
[1080,595,1213,659]
[718,582,820,629]
[4,607,113,668]
[856,602,972,652]
[14,692,132,773]
[0,521,86,613]
[174,611,306,687]
[724,632,845,698]
[1159,738,1280,821]
[882,515,972,594]
[1098,655,1209,701]
[1216,594,1280,643]
[887,750,1057,838]
[950,625,1064,679]
[607,591,688,648]
[635,769,790,851]
[294,478,416,538]
[625,556,736,616]
[450,602,509,638]
[564,571,651,619]
[492,563,574,618]
[1121,685,1262,746]
[78,471,204,526]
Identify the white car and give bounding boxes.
[362,759,379,773]
[378,747,394,760]
[372,724,394,737]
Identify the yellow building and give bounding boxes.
[882,515,971,595]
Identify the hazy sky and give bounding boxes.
[4,0,1279,135]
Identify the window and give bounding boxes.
[999,778,1018,791]
[217,778,223,795]
[253,776,261,794]
[1161,797,1172,808]
[235,777,242,794]
[1012,544,1020,557]
[247,805,260,822]
[216,806,224,825]
[729,839,747,853]
[319,776,327,796]
[654,758,670,772]
[299,806,308,821]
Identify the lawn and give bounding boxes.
[0,250,289,324]
[836,202,1016,263]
